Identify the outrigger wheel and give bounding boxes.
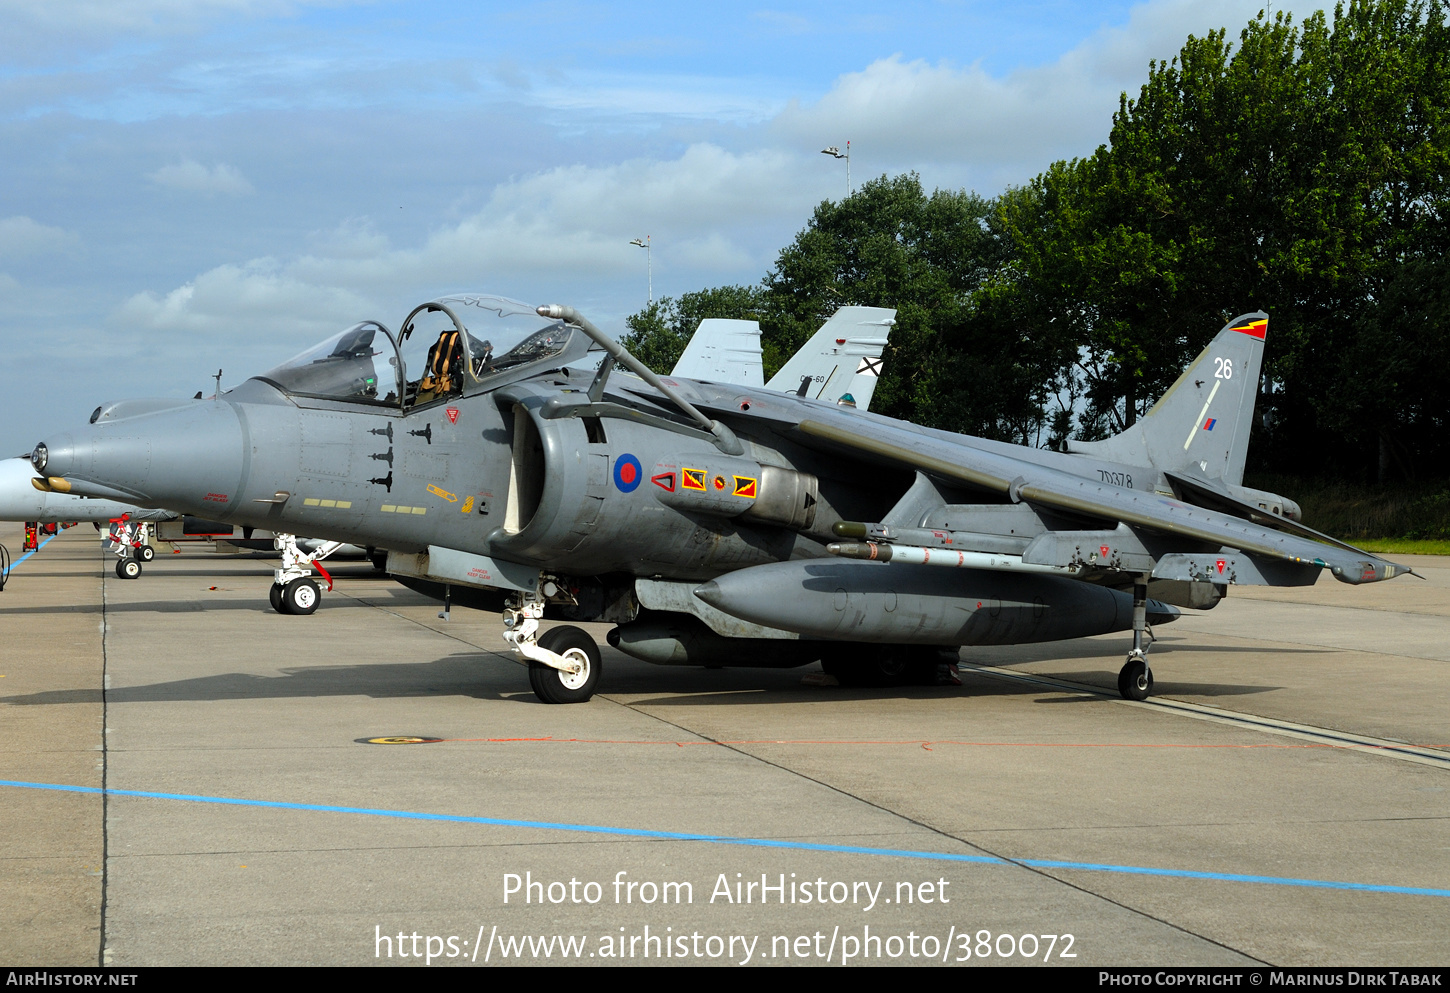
[115,558,142,580]
[1118,655,1153,701]
[1117,578,1154,701]
[527,625,601,704]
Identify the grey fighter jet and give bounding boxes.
[28,297,1409,704]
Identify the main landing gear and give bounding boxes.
[820,644,943,686]
[501,582,600,704]
[269,533,344,615]
[1117,579,1154,701]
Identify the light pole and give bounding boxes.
[821,141,850,197]
[629,236,652,306]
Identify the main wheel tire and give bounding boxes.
[116,558,142,580]
[820,647,871,686]
[269,582,287,614]
[368,549,388,571]
[528,625,601,704]
[824,645,932,687]
[282,577,320,615]
[137,545,155,562]
[1118,658,1153,701]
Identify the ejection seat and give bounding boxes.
[414,330,465,406]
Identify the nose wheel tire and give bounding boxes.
[1118,657,1153,701]
[281,577,320,615]
[528,625,601,704]
[115,558,142,580]
[137,545,155,562]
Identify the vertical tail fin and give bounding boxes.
[669,319,765,387]
[1065,312,1267,484]
[764,306,895,410]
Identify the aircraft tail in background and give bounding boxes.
[671,307,896,411]
[669,319,764,388]
[764,306,895,410]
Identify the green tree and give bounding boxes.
[1002,0,1450,478]
[760,174,1064,441]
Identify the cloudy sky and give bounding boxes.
[1,0,1273,448]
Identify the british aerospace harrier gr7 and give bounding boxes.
[28,296,1409,703]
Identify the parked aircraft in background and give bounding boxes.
[1,455,371,584]
[669,307,894,411]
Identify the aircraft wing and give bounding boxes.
[1161,469,1368,553]
[792,413,1409,586]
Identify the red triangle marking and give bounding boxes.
[651,472,675,492]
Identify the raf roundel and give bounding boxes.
[613,454,643,493]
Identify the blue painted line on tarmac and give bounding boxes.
[4,534,54,578]
[4,778,1448,898]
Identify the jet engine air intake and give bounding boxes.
[505,405,544,534]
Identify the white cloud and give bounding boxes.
[107,0,1276,343]
[0,216,79,258]
[116,258,371,339]
[750,10,813,35]
[307,218,392,260]
[771,0,1265,188]
[149,159,256,195]
[118,143,818,337]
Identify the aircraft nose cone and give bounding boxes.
[31,435,81,479]
[34,401,247,514]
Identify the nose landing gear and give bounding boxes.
[106,515,152,579]
[272,576,320,615]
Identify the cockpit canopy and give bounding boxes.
[257,294,585,408]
